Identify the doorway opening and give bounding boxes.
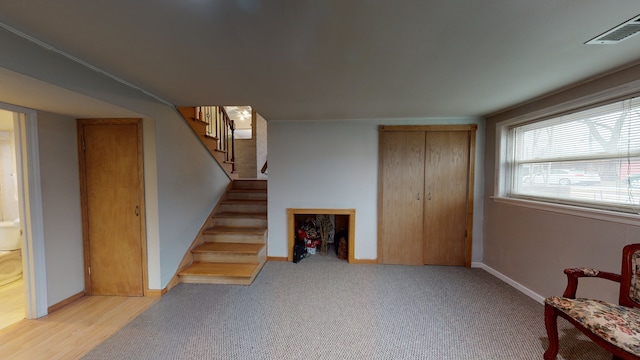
[287,208,355,263]
[0,108,23,330]
[0,103,47,324]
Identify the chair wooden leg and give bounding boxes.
[544,304,560,360]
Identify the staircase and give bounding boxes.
[178,179,267,285]
[177,106,238,179]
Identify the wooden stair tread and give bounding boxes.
[179,262,259,277]
[214,212,267,219]
[228,188,267,193]
[194,242,264,253]
[204,226,267,234]
[190,117,208,126]
[232,179,267,184]
[221,199,267,204]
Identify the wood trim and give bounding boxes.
[47,291,84,314]
[251,107,257,139]
[351,258,378,264]
[379,125,477,132]
[144,288,167,297]
[166,274,182,293]
[267,256,288,262]
[287,208,356,263]
[135,119,149,297]
[465,128,476,267]
[76,118,143,125]
[377,130,384,264]
[347,210,356,264]
[77,121,90,295]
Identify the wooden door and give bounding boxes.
[379,125,475,267]
[379,131,425,265]
[423,131,470,266]
[78,119,145,296]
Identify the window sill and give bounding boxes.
[491,196,640,226]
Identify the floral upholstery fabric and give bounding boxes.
[546,296,640,356]
[630,251,640,304]
[568,267,600,277]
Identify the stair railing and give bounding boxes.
[196,106,236,172]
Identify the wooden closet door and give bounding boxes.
[78,119,145,296]
[380,131,425,265]
[423,131,470,266]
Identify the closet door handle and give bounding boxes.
[428,192,432,200]
[135,205,139,216]
[417,192,420,200]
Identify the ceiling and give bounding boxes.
[1,1,640,121]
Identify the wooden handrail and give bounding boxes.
[196,106,236,173]
[261,160,268,174]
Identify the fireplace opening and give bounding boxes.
[287,208,355,263]
[295,214,347,259]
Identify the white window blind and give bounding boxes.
[506,97,640,213]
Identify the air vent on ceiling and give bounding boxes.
[586,15,640,44]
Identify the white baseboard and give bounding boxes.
[471,262,545,304]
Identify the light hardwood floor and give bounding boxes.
[0,278,25,330]
[0,295,157,360]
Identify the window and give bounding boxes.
[500,97,640,214]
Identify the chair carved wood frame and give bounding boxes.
[544,243,640,360]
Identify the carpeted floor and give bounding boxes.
[82,251,611,359]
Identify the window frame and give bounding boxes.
[493,93,640,226]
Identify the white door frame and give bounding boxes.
[1,102,47,319]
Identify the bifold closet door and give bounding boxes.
[379,125,475,267]
[380,131,425,265]
[423,131,470,266]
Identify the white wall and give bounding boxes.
[0,28,230,300]
[154,110,229,287]
[268,117,484,261]
[0,23,488,303]
[37,111,84,305]
[34,105,228,295]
